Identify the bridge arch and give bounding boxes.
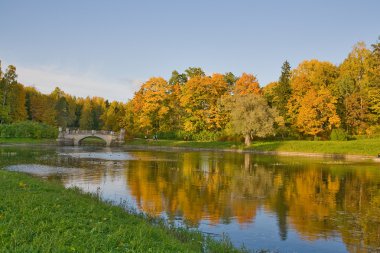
[77,136,108,146]
[73,134,113,147]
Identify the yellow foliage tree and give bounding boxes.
[180,74,229,132]
[287,60,338,125]
[132,77,170,134]
[296,87,340,137]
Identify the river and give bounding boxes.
[1,145,380,252]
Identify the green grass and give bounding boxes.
[248,138,380,156]
[0,138,55,144]
[0,170,246,253]
[125,137,380,156]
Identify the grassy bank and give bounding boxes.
[0,138,55,144]
[0,170,244,253]
[125,137,380,156]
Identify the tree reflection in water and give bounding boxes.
[126,151,380,252]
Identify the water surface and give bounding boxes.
[1,145,380,253]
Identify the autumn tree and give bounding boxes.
[120,100,135,137]
[296,87,340,137]
[262,82,278,107]
[132,77,171,134]
[180,74,229,132]
[167,70,188,131]
[287,60,338,125]
[234,73,261,95]
[344,93,371,134]
[27,88,57,125]
[368,38,380,122]
[8,83,27,122]
[224,94,277,146]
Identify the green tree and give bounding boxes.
[273,61,292,118]
[51,87,69,128]
[0,65,18,123]
[332,42,374,133]
[169,70,187,85]
[224,94,278,146]
[223,72,238,92]
[101,101,125,131]
[79,97,93,130]
[55,96,69,128]
[90,97,105,130]
[184,67,205,79]
[368,37,380,121]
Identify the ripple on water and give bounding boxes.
[58,152,135,161]
[59,151,177,162]
[5,164,82,176]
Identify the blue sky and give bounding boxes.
[0,0,379,101]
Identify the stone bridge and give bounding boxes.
[57,128,125,147]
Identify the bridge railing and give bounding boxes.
[61,129,118,136]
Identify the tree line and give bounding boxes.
[0,38,379,143]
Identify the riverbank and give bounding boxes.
[125,138,380,158]
[0,170,244,253]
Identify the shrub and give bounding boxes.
[192,131,222,141]
[0,121,58,139]
[365,125,380,137]
[330,128,348,141]
[156,131,177,140]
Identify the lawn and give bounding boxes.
[125,137,380,156]
[0,170,244,253]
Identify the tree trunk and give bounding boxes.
[244,133,251,146]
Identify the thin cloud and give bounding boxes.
[16,65,141,102]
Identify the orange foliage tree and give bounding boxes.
[234,73,261,95]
